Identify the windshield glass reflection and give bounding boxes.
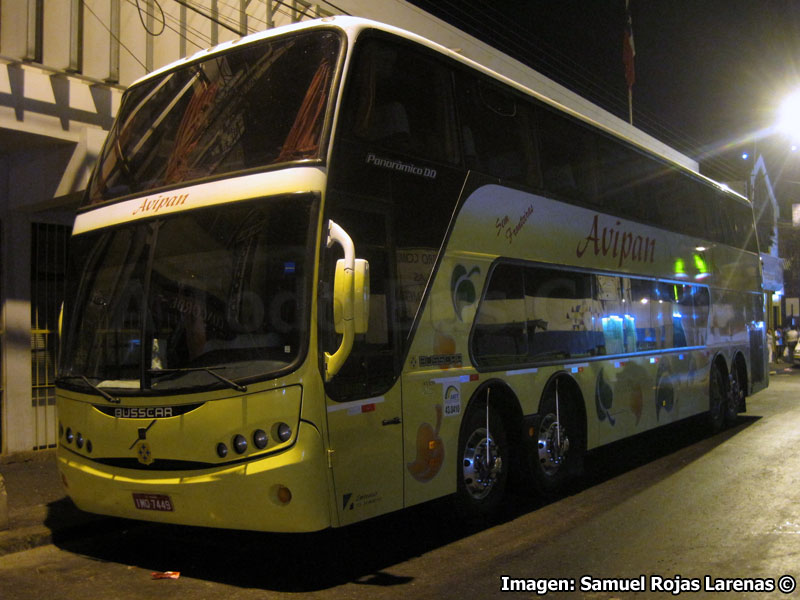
[59,196,315,393]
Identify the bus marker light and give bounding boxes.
[277,486,292,504]
[233,434,247,454]
[253,429,268,449]
[76,433,84,449]
[277,423,292,442]
[216,443,228,458]
[66,428,74,444]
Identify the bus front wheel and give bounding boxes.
[455,397,509,517]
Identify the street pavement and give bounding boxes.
[0,360,798,558]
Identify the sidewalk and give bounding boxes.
[770,359,800,375]
[0,449,110,557]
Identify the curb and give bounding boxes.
[0,523,54,556]
[0,503,122,557]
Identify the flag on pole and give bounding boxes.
[623,0,635,89]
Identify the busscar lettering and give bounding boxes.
[576,214,656,267]
[115,407,174,418]
[132,193,189,216]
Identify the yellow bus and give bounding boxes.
[56,16,767,532]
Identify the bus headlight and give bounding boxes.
[276,423,292,443]
[253,429,268,449]
[233,434,248,454]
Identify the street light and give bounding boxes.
[778,88,800,143]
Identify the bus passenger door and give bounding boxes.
[323,206,405,526]
[325,383,404,526]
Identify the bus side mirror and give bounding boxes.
[325,220,370,381]
[335,258,369,335]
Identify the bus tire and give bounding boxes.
[531,382,584,495]
[455,397,508,517]
[725,363,745,426]
[708,363,726,433]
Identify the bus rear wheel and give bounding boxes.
[455,398,508,516]
[531,384,583,495]
[725,366,745,426]
[708,364,726,432]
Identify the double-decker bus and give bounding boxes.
[56,16,767,532]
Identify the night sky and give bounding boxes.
[405,0,800,183]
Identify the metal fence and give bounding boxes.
[31,223,69,451]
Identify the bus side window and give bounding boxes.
[692,286,710,345]
[537,109,598,205]
[595,136,648,221]
[523,266,599,360]
[472,263,602,369]
[652,282,677,350]
[673,283,704,347]
[628,278,655,351]
[345,37,458,165]
[596,274,627,355]
[472,263,528,366]
[456,76,541,187]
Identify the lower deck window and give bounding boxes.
[471,262,710,368]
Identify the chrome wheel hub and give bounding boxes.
[462,428,503,500]
[538,414,569,476]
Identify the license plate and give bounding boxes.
[133,493,174,512]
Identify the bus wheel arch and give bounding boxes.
[529,372,586,496]
[454,380,520,516]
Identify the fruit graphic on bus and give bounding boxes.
[407,404,444,482]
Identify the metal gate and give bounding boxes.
[31,223,69,451]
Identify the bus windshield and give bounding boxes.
[59,196,315,394]
[86,29,340,206]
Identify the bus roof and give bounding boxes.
[130,15,746,204]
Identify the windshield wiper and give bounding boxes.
[56,375,121,404]
[147,367,248,393]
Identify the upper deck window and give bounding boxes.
[86,29,341,206]
[342,35,459,165]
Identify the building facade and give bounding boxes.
[0,0,336,454]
